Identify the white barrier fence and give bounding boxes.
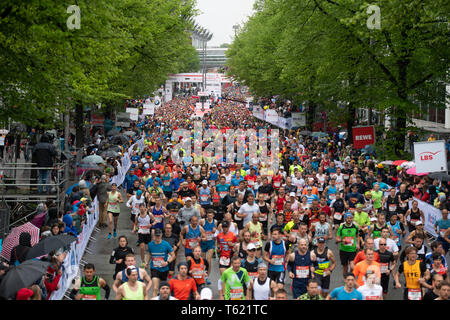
[50,135,145,300]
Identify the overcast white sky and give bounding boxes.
[195,0,255,47]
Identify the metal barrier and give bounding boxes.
[0,162,69,230]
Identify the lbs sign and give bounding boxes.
[414,140,447,174]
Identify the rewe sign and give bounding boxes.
[414,140,447,174]
[352,126,375,149]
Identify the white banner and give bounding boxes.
[408,198,442,238]
[126,108,138,115]
[253,106,264,120]
[414,140,447,174]
[278,117,292,130]
[292,112,306,127]
[265,109,279,125]
[143,103,155,115]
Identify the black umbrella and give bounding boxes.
[0,260,49,299]
[111,135,129,146]
[428,172,450,182]
[100,150,119,158]
[25,235,76,260]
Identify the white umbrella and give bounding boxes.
[81,154,105,164]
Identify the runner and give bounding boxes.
[126,189,146,231]
[219,256,251,300]
[404,200,425,232]
[388,213,406,251]
[357,270,383,300]
[436,280,450,300]
[394,246,430,300]
[310,212,333,247]
[150,197,169,237]
[112,253,152,294]
[336,213,360,276]
[257,192,273,238]
[70,263,110,300]
[327,273,363,300]
[109,236,134,280]
[150,281,178,300]
[181,215,206,261]
[435,208,449,254]
[353,248,381,288]
[162,223,181,279]
[243,212,263,258]
[216,221,239,274]
[115,266,148,300]
[105,183,123,239]
[264,227,289,290]
[376,237,396,296]
[145,228,176,298]
[247,263,278,300]
[297,279,324,300]
[287,238,317,299]
[312,237,336,297]
[241,242,263,282]
[330,192,345,233]
[132,203,154,267]
[186,246,209,293]
[374,227,399,260]
[200,209,216,284]
[237,193,260,238]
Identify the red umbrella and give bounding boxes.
[0,222,40,262]
[406,167,428,176]
[393,160,407,166]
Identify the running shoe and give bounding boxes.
[113,231,117,238]
[107,233,112,239]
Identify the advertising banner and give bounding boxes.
[352,126,375,149]
[413,140,447,174]
[408,198,442,238]
[291,112,306,127]
[264,109,279,125]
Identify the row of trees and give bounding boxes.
[0,0,200,146]
[226,0,449,158]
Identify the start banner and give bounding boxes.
[352,126,375,149]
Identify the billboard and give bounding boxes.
[414,140,447,174]
[352,126,375,149]
[291,112,306,127]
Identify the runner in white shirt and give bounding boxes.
[373,227,399,257]
[357,271,384,300]
[237,194,260,227]
[292,171,305,196]
[332,168,345,192]
[126,191,146,229]
[316,169,327,194]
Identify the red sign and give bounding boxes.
[419,151,441,161]
[352,126,375,149]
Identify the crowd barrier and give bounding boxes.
[50,135,145,300]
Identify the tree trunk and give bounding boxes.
[75,101,84,149]
[346,102,356,145]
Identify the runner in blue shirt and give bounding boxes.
[327,273,363,300]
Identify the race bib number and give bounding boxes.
[295,266,309,279]
[191,268,204,279]
[187,239,199,249]
[334,212,343,220]
[219,256,230,266]
[400,202,407,208]
[380,263,389,274]
[81,295,97,301]
[163,180,170,186]
[205,232,214,241]
[274,181,281,188]
[155,216,163,223]
[343,236,354,246]
[388,204,397,212]
[152,256,165,268]
[230,288,244,300]
[365,296,380,300]
[248,272,258,281]
[200,195,209,202]
[408,289,421,300]
[329,194,336,200]
[343,175,349,180]
[248,180,255,186]
[259,213,268,222]
[219,191,227,199]
[272,255,284,266]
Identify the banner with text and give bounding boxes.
[413,140,448,174]
[352,126,375,149]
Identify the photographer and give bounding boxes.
[44,249,67,299]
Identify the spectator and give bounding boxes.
[9,232,32,266]
[32,134,56,194]
[95,175,111,228]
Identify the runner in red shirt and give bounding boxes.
[169,262,200,300]
[216,221,238,275]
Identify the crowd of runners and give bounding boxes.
[11,85,449,301]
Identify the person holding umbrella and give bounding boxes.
[9,232,32,266]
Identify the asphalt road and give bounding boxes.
[79,189,407,300]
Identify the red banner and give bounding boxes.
[352,126,375,149]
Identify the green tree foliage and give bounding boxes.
[226,0,449,158]
[0,0,199,128]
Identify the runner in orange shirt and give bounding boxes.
[353,248,381,287]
